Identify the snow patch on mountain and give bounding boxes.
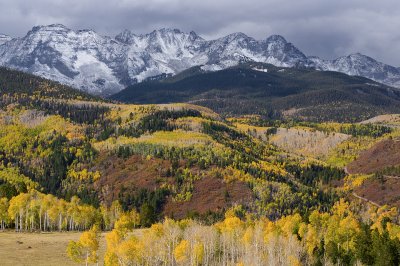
[0,34,11,45]
[252,67,268,72]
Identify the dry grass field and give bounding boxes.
[0,231,107,266]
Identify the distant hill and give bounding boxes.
[0,67,107,124]
[111,63,400,122]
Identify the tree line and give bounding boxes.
[67,199,400,265]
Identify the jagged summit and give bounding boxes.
[152,28,183,34]
[188,31,202,41]
[0,34,11,45]
[265,34,287,43]
[0,24,399,95]
[115,29,136,44]
[47,23,68,28]
[223,32,249,40]
[29,24,70,33]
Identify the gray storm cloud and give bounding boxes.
[0,0,399,66]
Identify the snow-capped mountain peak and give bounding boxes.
[115,29,137,44]
[265,34,287,44]
[309,52,400,87]
[261,34,308,67]
[0,24,399,95]
[223,32,249,40]
[188,31,203,42]
[30,23,69,32]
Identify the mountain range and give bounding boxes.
[0,24,400,95]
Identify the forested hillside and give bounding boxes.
[111,63,400,122]
[1,69,400,265]
[0,67,99,100]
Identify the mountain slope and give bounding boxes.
[309,53,400,88]
[1,24,400,95]
[347,138,400,175]
[0,66,99,101]
[0,24,125,95]
[0,66,107,125]
[111,63,400,122]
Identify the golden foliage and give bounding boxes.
[174,239,189,264]
[93,130,214,151]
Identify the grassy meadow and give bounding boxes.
[0,231,106,266]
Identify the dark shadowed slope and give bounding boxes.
[111,63,400,122]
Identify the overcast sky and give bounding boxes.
[1,0,399,66]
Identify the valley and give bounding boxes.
[0,65,400,265]
[3,0,400,263]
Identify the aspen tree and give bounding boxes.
[66,241,84,264]
[104,212,143,266]
[174,239,189,264]
[0,197,9,230]
[117,236,144,265]
[67,225,100,266]
[215,216,244,265]
[104,229,123,266]
[8,192,29,232]
[163,218,182,265]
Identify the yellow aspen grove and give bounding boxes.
[215,216,245,265]
[282,214,303,236]
[4,190,100,232]
[370,205,398,234]
[114,209,140,233]
[8,192,29,232]
[104,211,144,266]
[84,198,400,265]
